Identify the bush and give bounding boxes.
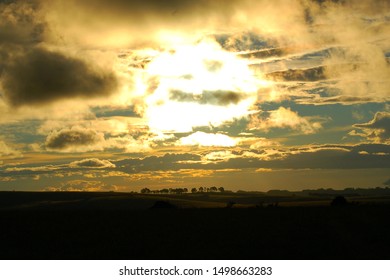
[331,196,348,207]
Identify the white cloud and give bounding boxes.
[69,158,116,169]
[248,107,322,134]
[178,131,237,147]
[249,137,280,149]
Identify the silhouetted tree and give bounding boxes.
[191,188,197,193]
[331,195,348,206]
[210,186,218,192]
[176,188,185,194]
[218,187,225,192]
[199,187,204,193]
[140,188,151,194]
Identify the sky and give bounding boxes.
[0,0,389,192]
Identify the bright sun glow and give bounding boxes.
[179,131,237,147]
[140,40,262,135]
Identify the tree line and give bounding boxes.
[140,186,225,194]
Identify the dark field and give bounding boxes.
[1,191,390,259]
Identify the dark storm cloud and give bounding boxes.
[45,127,104,150]
[0,1,119,107]
[170,90,244,106]
[1,47,118,107]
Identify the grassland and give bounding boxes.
[1,190,390,259]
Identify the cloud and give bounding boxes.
[116,153,202,173]
[38,117,147,138]
[169,90,246,106]
[1,157,116,179]
[178,131,237,147]
[198,143,390,170]
[1,0,387,116]
[69,158,116,169]
[45,126,105,152]
[248,107,323,134]
[1,47,118,107]
[296,95,377,105]
[4,165,60,175]
[0,0,389,192]
[273,144,390,169]
[0,140,21,158]
[354,112,390,143]
[41,0,306,48]
[250,1,390,105]
[255,168,273,173]
[232,38,278,54]
[43,123,155,153]
[142,40,259,133]
[199,148,289,164]
[266,66,327,82]
[249,138,280,149]
[0,1,122,113]
[320,47,390,104]
[256,46,390,106]
[201,143,390,170]
[126,169,215,183]
[202,150,239,163]
[1,143,389,182]
[0,1,44,47]
[45,180,117,192]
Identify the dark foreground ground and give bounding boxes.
[1,191,390,259]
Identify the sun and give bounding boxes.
[140,40,263,133]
